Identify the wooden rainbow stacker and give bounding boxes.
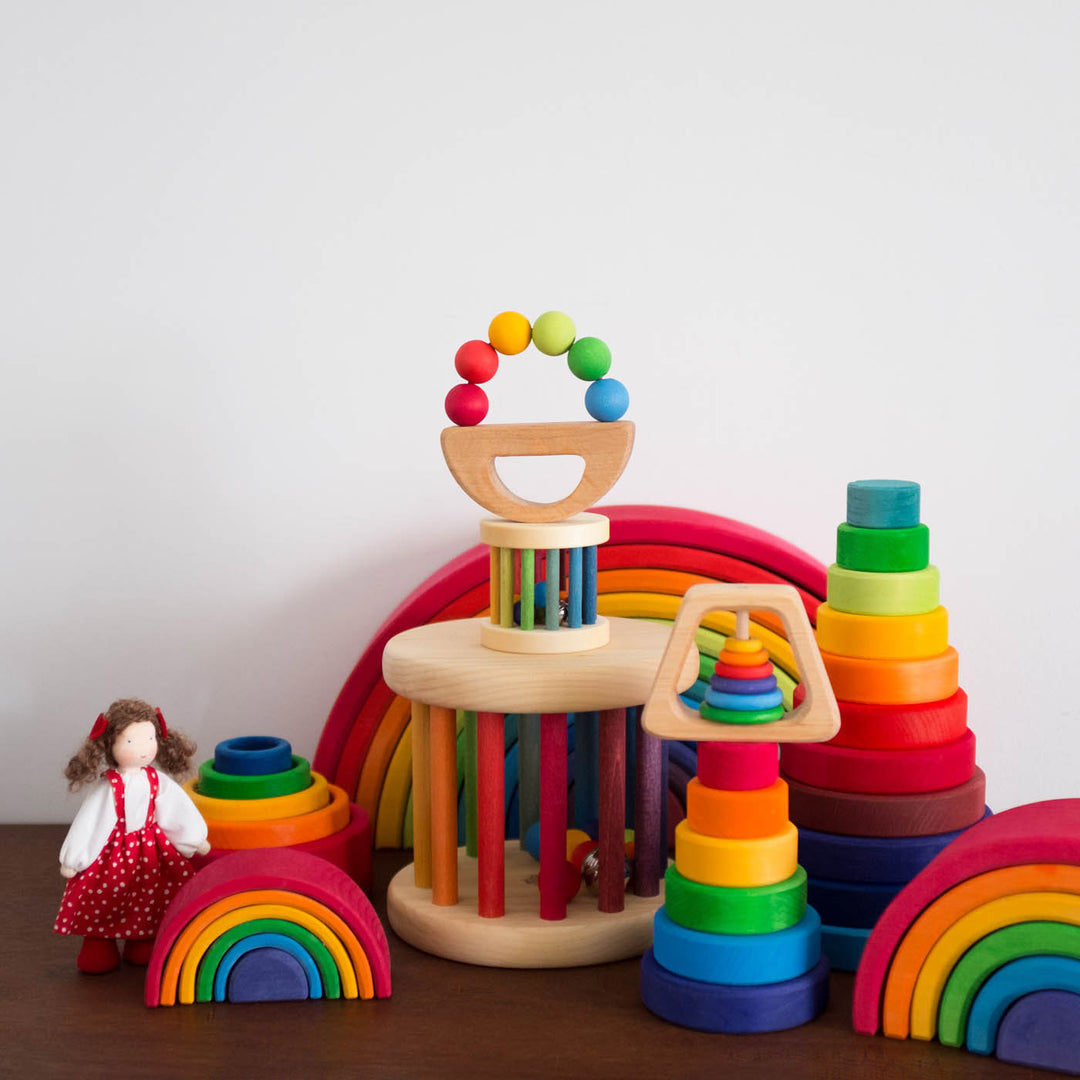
[382,311,695,967]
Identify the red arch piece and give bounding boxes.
[853,799,1080,1035]
[145,848,391,1007]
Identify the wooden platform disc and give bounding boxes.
[383,616,697,713]
[480,617,610,654]
[386,842,663,968]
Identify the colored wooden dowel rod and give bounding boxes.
[476,711,505,918]
[780,729,976,795]
[633,711,662,897]
[464,711,478,858]
[545,549,559,630]
[499,547,513,628]
[489,546,500,624]
[520,549,535,630]
[697,741,779,791]
[540,713,568,921]
[598,708,627,913]
[574,711,599,831]
[583,544,598,625]
[784,767,987,838]
[411,702,432,888]
[836,522,930,573]
[568,547,583,628]
[429,705,458,906]
[517,713,540,849]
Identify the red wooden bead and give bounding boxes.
[454,340,499,384]
[445,383,489,426]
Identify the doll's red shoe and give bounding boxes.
[77,936,120,974]
[123,938,154,966]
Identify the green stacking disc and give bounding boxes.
[826,564,940,616]
[197,755,311,800]
[836,523,930,573]
[194,917,341,1001]
[699,703,785,725]
[664,864,808,935]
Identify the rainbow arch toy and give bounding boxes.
[145,848,391,1007]
[312,505,827,847]
[853,799,1080,1071]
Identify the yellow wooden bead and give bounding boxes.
[724,636,764,654]
[815,604,950,660]
[488,311,532,355]
[673,820,799,888]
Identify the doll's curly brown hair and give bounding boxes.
[63,699,198,791]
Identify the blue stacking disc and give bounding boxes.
[709,674,779,696]
[807,876,903,929]
[641,949,830,1034]
[797,810,991,884]
[967,956,1080,1055]
[214,933,323,1001]
[820,924,871,973]
[653,906,821,986]
[214,736,293,776]
[704,688,785,712]
[846,479,921,529]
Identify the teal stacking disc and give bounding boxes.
[847,479,920,529]
[837,523,930,573]
[664,864,807,934]
[700,703,785,725]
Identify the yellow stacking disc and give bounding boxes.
[184,772,330,822]
[724,636,764,654]
[815,604,950,660]
[673,819,799,888]
[827,564,940,616]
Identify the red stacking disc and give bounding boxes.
[793,685,969,750]
[697,741,780,791]
[780,729,976,795]
[712,661,775,681]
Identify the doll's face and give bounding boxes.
[112,720,158,770]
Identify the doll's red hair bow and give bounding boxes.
[155,707,169,738]
[89,713,107,740]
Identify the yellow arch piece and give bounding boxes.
[178,903,358,1003]
[376,721,413,849]
[909,891,1080,1040]
[159,889,374,1006]
[597,593,799,678]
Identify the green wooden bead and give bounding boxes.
[836,523,930,573]
[567,337,612,381]
[699,703,786,725]
[664,864,808,935]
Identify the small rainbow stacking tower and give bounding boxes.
[780,481,987,971]
[185,736,372,893]
[640,585,840,1033]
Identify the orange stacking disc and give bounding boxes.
[685,777,789,839]
[717,648,772,668]
[815,604,949,660]
[206,784,352,849]
[820,647,959,705]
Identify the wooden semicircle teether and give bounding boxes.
[440,420,635,523]
[642,583,840,743]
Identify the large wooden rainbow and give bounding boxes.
[853,799,1080,1070]
[145,848,392,1006]
[313,505,827,847]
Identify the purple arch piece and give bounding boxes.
[996,990,1080,1075]
[227,947,308,1003]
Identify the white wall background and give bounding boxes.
[3,2,1078,824]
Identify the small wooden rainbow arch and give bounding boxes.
[853,799,1080,1068]
[145,848,391,1007]
[312,505,828,848]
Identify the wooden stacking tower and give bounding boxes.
[382,418,697,967]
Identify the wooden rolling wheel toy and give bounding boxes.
[383,310,701,967]
[639,584,840,1033]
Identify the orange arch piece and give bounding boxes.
[159,889,374,1006]
[881,863,1080,1037]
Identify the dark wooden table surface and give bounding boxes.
[3,825,1045,1079]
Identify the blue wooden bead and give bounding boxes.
[709,674,780,696]
[846,479,921,529]
[704,688,785,712]
[584,377,629,421]
[652,907,821,986]
[641,949,830,1033]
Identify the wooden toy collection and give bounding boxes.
[185,735,373,894]
[778,481,989,973]
[638,584,840,1032]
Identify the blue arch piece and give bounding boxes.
[225,947,310,1003]
[996,989,1080,1074]
[214,934,323,1002]
[967,956,1080,1055]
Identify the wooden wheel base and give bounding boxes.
[387,842,664,968]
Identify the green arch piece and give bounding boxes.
[938,921,1080,1046]
[194,918,342,1001]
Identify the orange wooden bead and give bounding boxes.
[819,647,959,705]
[686,777,790,840]
[717,648,772,668]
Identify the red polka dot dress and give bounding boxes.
[54,768,194,940]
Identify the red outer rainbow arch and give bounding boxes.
[313,505,827,844]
